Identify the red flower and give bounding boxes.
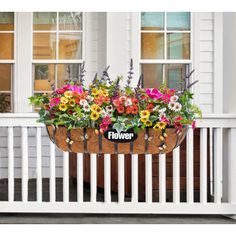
[131,105,139,114]
[162,94,171,103]
[102,116,111,125]
[117,106,125,113]
[100,123,109,131]
[126,106,132,114]
[94,97,103,106]
[132,98,138,105]
[174,122,182,131]
[75,98,80,104]
[146,103,154,112]
[113,99,121,107]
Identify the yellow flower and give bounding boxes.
[60,97,69,104]
[144,120,152,127]
[101,89,109,97]
[59,103,68,111]
[69,99,75,107]
[91,104,99,112]
[90,112,99,121]
[154,122,167,130]
[140,110,150,118]
[64,91,73,98]
[140,117,148,123]
[91,88,99,96]
[96,107,102,114]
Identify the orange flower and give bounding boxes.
[117,106,125,113]
[126,106,132,114]
[131,105,139,114]
[113,99,121,107]
[146,103,154,112]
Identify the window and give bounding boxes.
[32,12,83,95]
[0,12,14,112]
[140,12,191,89]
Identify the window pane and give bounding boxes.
[0,33,14,59]
[33,33,56,59]
[0,93,11,112]
[0,12,14,31]
[165,64,186,89]
[0,64,11,91]
[59,12,82,31]
[141,64,163,88]
[141,12,164,30]
[141,33,164,59]
[33,12,57,31]
[59,33,82,59]
[57,64,80,88]
[34,64,55,91]
[167,12,190,30]
[167,33,190,59]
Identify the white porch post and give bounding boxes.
[14,12,33,112]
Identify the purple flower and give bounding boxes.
[146,88,163,100]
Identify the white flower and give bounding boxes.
[153,105,160,112]
[107,110,113,116]
[168,101,176,110]
[83,103,90,112]
[170,95,179,102]
[106,105,113,111]
[159,108,166,114]
[119,96,126,102]
[79,99,87,106]
[101,109,107,117]
[125,98,132,107]
[173,102,182,112]
[87,95,94,102]
[158,113,166,120]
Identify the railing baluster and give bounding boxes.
[118,154,125,203]
[21,127,28,202]
[145,154,152,203]
[173,147,180,203]
[63,151,69,202]
[77,153,83,203]
[186,128,194,203]
[214,128,223,203]
[50,141,55,202]
[104,154,111,203]
[8,127,14,202]
[90,153,97,203]
[228,128,236,203]
[159,153,166,203]
[131,154,138,202]
[36,127,42,202]
[200,128,208,203]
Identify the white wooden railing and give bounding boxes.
[0,113,236,215]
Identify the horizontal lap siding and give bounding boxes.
[0,127,63,178]
[198,12,214,114]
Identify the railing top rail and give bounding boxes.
[0,113,236,128]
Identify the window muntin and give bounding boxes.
[140,12,191,89]
[33,12,83,97]
[0,12,14,113]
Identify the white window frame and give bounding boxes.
[32,12,85,95]
[12,12,86,113]
[0,12,16,112]
[131,12,193,88]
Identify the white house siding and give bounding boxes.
[194,12,222,114]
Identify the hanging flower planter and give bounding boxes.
[46,125,187,154]
[29,60,201,155]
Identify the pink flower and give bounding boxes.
[55,88,66,94]
[146,88,163,100]
[100,123,109,131]
[192,120,196,129]
[160,117,170,124]
[174,122,182,131]
[102,116,112,125]
[63,84,83,94]
[162,94,171,103]
[50,97,60,107]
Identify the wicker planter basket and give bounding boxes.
[46,125,187,154]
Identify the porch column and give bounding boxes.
[14,12,33,112]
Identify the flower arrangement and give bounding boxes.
[29,61,202,137]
